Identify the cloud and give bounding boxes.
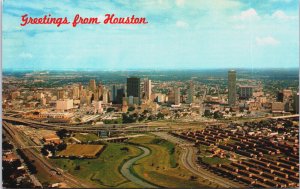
[272,10,297,20]
[19,52,33,58]
[233,25,246,30]
[256,36,280,46]
[176,0,185,7]
[176,20,189,28]
[270,0,293,3]
[234,8,260,21]
[179,0,241,11]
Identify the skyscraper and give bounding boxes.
[102,88,108,104]
[98,84,103,100]
[89,79,96,92]
[72,86,80,99]
[174,87,181,105]
[57,89,65,100]
[116,88,125,104]
[127,77,141,104]
[187,81,194,104]
[112,85,116,102]
[228,70,237,106]
[293,93,299,113]
[144,79,152,100]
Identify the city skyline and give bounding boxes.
[2,65,299,188]
[3,0,299,71]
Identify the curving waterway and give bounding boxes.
[120,146,157,188]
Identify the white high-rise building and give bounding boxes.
[94,101,103,114]
[56,99,73,111]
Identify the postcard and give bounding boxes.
[2,0,299,188]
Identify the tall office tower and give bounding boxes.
[144,79,152,100]
[98,84,103,100]
[228,70,237,106]
[116,88,125,104]
[277,91,284,102]
[239,85,254,99]
[94,101,103,114]
[89,79,97,92]
[112,85,117,102]
[102,88,108,104]
[94,91,99,101]
[187,81,194,104]
[283,89,293,102]
[127,77,141,104]
[174,87,181,105]
[293,93,299,113]
[73,86,80,99]
[57,89,65,100]
[79,83,83,92]
[168,90,175,104]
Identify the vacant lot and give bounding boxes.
[57,144,104,158]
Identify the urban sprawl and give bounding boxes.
[2,69,299,188]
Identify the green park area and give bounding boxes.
[201,156,231,165]
[72,133,100,143]
[128,135,216,188]
[50,143,142,188]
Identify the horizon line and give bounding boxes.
[3,67,299,72]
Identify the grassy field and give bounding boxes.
[50,143,142,188]
[128,135,214,188]
[201,156,231,165]
[72,133,100,143]
[57,144,104,158]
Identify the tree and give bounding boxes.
[122,113,135,123]
[74,165,80,170]
[41,147,49,156]
[157,112,164,119]
[213,111,223,119]
[120,147,129,152]
[2,141,13,150]
[189,176,197,181]
[57,142,67,151]
[56,129,68,139]
[204,110,212,117]
[106,107,115,112]
[148,115,156,121]
[128,107,135,112]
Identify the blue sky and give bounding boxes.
[3,0,299,71]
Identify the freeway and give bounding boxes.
[3,121,94,188]
[181,146,243,188]
[2,116,187,133]
[120,146,157,188]
[152,132,243,188]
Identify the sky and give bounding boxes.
[2,0,299,71]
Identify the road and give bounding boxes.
[152,132,243,188]
[3,116,187,133]
[120,146,157,188]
